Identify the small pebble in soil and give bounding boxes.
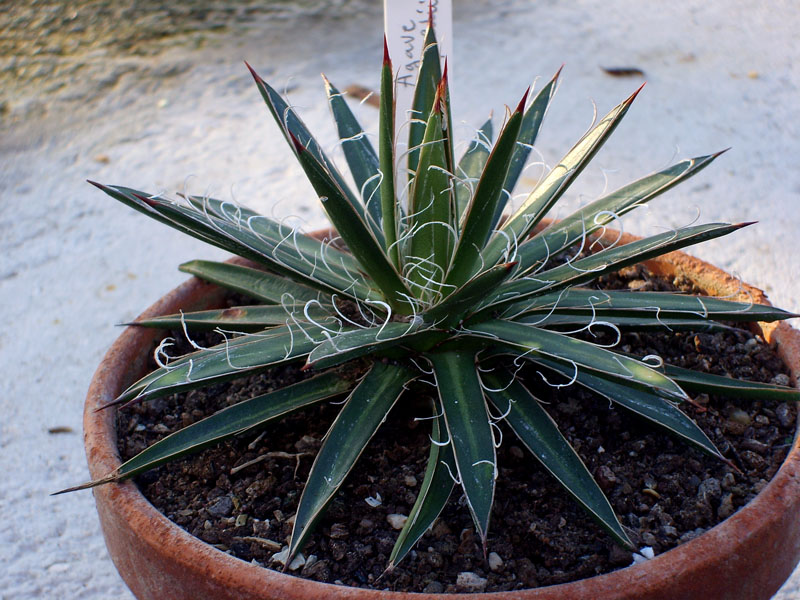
[488,551,504,572]
[387,514,408,530]
[456,571,488,592]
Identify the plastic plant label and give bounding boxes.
[383,0,453,138]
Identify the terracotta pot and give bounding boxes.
[84,237,800,600]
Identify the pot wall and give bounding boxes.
[84,245,800,600]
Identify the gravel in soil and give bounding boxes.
[117,265,797,593]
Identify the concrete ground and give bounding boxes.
[1,1,798,597]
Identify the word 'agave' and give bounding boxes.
[78,22,797,571]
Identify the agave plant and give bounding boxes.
[75,21,798,571]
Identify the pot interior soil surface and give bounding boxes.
[116,264,796,594]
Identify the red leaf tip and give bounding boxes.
[244,61,263,83]
[712,147,732,159]
[626,82,647,103]
[383,35,391,66]
[516,87,530,114]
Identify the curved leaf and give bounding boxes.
[515,152,723,273]
[179,260,327,305]
[467,319,687,402]
[480,222,751,314]
[429,351,495,547]
[115,372,351,481]
[387,401,456,570]
[323,75,383,235]
[113,323,323,406]
[482,86,644,268]
[483,370,633,549]
[454,116,493,219]
[132,304,333,332]
[531,355,721,458]
[289,362,414,559]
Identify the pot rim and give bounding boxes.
[84,229,800,600]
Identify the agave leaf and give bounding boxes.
[429,351,495,547]
[515,152,724,273]
[468,320,687,402]
[655,361,800,402]
[289,362,414,560]
[406,72,455,292]
[115,372,351,482]
[113,323,327,406]
[446,91,528,288]
[503,287,796,323]
[407,20,444,180]
[483,86,644,268]
[98,184,375,301]
[179,260,328,305]
[184,193,362,275]
[291,135,413,314]
[380,38,400,268]
[519,313,733,333]
[246,64,372,229]
[306,321,433,370]
[132,304,334,332]
[482,370,633,549]
[531,355,721,458]
[493,67,562,231]
[480,222,751,314]
[454,116,494,219]
[387,401,456,570]
[323,75,383,237]
[424,262,516,328]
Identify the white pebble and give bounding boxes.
[365,493,382,507]
[488,551,503,572]
[387,514,408,530]
[457,571,488,592]
[288,553,306,571]
[270,547,289,566]
[630,546,655,565]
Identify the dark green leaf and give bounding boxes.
[494,67,561,230]
[246,63,370,229]
[406,75,455,293]
[388,402,456,570]
[515,152,724,273]
[305,321,428,369]
[454,116,493,220]
[429,351,495,545]
[502,287,796,323]
[179,260,327,304]
[446,93,527,288]
[424,263,516,328]
[657,361,800,402]
[132,304,333,332]
[323,75,383,236]
[483,370,632,548]
[114,323,323,406]
[480,222,751,314]
[483,86,644,268]
[115,372,351,481]
[292,137,413,314]
[531,355,721,458]
[379,39,400,268]
[408,22,443,180]
[467,320,687,401]
[289,362,415,559]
